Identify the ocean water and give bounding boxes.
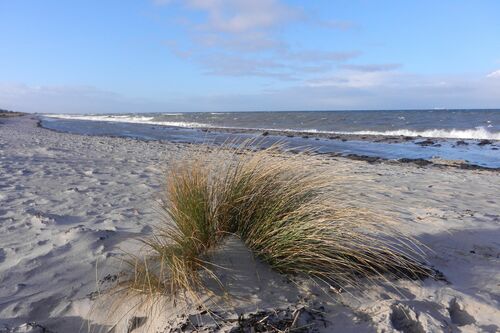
[41,109,500,168]
[45,109,500,140]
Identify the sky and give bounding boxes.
[1,0,500,113]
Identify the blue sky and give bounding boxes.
[1,0,499,113]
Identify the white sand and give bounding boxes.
[0,116,499,332]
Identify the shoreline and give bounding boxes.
[37,116,500,172]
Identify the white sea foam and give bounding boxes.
[335,128,500,140]
[44,114,500,140]
[44,114,210,129]
[272,127,500,140]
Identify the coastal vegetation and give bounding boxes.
[126,143,430,303]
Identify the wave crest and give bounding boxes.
[338,128,500,140]
[44,114,209,129]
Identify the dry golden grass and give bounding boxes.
[126,142,430,302]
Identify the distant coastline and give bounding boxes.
[0,109,24,118]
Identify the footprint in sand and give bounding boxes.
[390,304,425,333]
[448,298,476,327]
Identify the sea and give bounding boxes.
[41,109,500,168]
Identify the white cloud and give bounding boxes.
[164,0,296,33]
[155,0,359,80]
[486,69,500,78]
[318,19,356,31]
[200,54,291,79]
[152,0,172,5]
[340,63,401,72]
[286,50,360,63]
[306,70,407,88]
[194,30,287,52]
[191,0,296,33]
[170,0,298,55]
[196,51,359,79]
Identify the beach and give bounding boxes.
[1,115,499,332]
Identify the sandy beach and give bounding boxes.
[1,116,499,332]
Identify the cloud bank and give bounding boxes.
[3,71,499,113]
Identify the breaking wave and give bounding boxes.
[43,114,209,129]
[336,128,500,140]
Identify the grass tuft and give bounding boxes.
[127,142,430,301]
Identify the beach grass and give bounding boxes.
[126,142,430,301]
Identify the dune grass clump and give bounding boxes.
[128,143,429,300]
